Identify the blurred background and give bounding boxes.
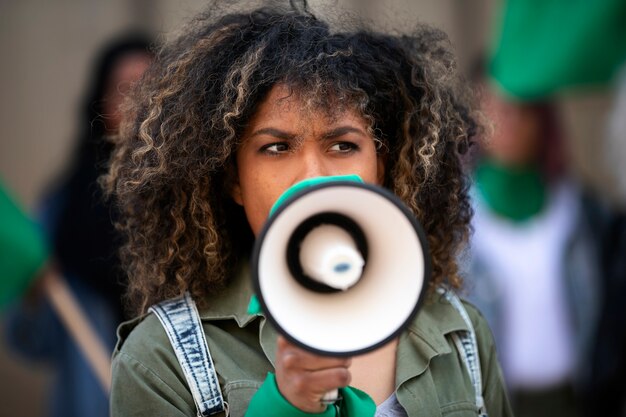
[0,1,623,416]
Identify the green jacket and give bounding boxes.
[110,264,513,417]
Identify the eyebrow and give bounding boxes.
[249,128,296,140]
[321,126,367,140]
[249,126,367,140]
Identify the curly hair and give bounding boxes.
[103,2,478,315]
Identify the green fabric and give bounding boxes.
[475,159,546,222]
[245,372,338,417]
[247,294,262,315]
[490,0,626,99]
[0,181,49,308]
[110,262,513,417]
[338,385,377,416]
[269,175,363,217]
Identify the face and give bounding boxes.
[482,86,541,165]
[231,84,385,236]
[102,51,152,133]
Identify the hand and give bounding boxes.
[275,335,352,413]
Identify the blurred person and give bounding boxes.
[465,78,615,417]
[3,34,153,417]
[481,0,626,414]
[586,62,626,416]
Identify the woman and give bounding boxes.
[105,3,511,416]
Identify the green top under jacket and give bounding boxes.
[110,263,513,417]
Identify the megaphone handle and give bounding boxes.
[321,388,340,405]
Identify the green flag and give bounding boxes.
[489,0,626,99]
[0,181,49,308]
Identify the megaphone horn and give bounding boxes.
[251,176,431,357]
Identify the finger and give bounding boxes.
[278,367,351,413]
[281,351,352,372]
[277,336,352,371]
[300,367,352,393]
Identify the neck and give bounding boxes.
[350,338,399,405]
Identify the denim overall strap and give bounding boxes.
[438,288,488,417]
[150,293,225,416]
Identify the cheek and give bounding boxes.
[239,174,286,236]
[355,147,384,185]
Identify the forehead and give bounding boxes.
[110,52,152,80]
[249,84,366,126]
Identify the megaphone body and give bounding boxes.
[251,176,431,358]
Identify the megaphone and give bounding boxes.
[251,176,431,357]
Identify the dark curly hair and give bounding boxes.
[103,2,478,315]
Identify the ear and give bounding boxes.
[376,153,386,186]
[226,161,244,206]
[231,181,243,206]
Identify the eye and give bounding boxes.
[329,142,359,154]
[260,142,290,155]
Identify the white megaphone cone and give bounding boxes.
[251,175,431,359]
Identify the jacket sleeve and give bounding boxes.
[466,302,514,417]
[110,350,201,417]
[110,315,222,417]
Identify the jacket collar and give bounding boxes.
[396,292,469,386]
[197,261,280,365]
[198,262,260,327]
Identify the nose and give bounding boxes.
[296,147,330,182]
